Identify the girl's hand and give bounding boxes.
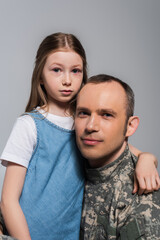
[133,152,160,195]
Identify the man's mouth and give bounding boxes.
[81,138,102,146]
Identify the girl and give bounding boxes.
[0,33,159,240]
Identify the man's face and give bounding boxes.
[75,81,129,168]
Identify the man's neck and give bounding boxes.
[88,141,128,169]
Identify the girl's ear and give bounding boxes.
[125,116,140,137]
[40,76,43,84]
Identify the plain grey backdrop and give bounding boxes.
[0,0,160,194]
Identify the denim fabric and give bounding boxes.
[19,111,84,240]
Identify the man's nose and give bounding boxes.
[85,115,99,133]
[62,72,71,86]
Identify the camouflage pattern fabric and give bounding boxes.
[0,211,3,233]
[0,236,18,240]
[80,145,160,240]
[0,208,17,240]
[0,210,8,236]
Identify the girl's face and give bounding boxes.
[42,50,83,112]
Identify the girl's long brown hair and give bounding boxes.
[25,32,87,112]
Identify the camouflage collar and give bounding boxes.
[85,145,137,183]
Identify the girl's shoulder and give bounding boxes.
[18,113,36,125]
[1,114,37,168]
[34,107,74,130]
[14,113,37,136]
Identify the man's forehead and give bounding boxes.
[77,81,126,107]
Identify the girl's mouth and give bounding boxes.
[60,90,73,96]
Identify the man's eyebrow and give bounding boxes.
[76,107,117,116]
[98,109,117,116]
[76,107,90,112]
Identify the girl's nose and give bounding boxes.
[62,73,72,86]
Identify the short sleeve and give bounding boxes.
[0,115,37,168]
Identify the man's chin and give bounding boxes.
[80,151,100,162]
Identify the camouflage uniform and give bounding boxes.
[80,145,160,240]
[0,236,17,240]
[0,207,19,240]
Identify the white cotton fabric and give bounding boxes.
[0,108,74,168]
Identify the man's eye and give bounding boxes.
[52,68,61,72]
[77,111,88,117]
[103,113,112,118]
[72,68,81,74]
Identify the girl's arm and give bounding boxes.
[1,162,31,240]
[129,144,160,195]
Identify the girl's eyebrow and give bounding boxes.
[49,63,63,67]
[71,64,83,68]
[49,63,83,68]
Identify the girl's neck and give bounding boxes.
[44,101,72,117]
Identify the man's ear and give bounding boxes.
[125,116,140,137]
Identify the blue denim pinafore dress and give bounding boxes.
[19,111,84,240]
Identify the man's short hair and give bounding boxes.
[88,74,135,121]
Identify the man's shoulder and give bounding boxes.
[116,150,137,187]
[117,151,160,238]
[111,151,138,207]
[116,156,160,239]
[118,189,160,239]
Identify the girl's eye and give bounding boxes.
[52,68,61,72]
[72,68,81,74]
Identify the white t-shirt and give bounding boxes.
[1,109,74,168]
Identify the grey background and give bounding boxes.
[0,0,160,194]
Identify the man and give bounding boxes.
[75,74,160,239]
[0,74,159,240]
